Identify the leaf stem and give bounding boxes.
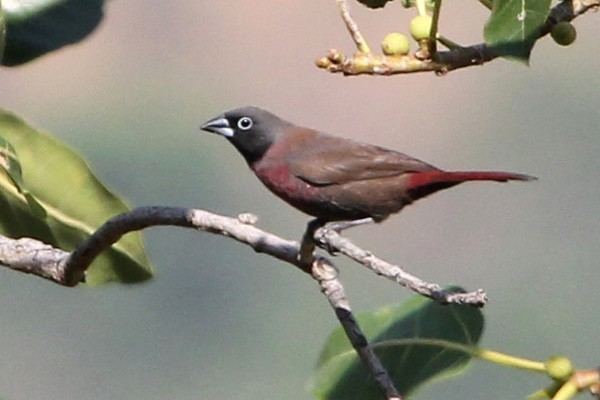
[475,348,547,372]
[478,0,493,10]
[416,0,428,16]
[430,0,442,54]
[375,338,547,373]
[552,381,578,400]
[436,34,462,50]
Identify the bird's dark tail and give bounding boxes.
[406,170,536,200]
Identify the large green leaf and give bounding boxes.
[0,110,152,285]
[0,1,5,61]
[484,0,551,62]
[311,291,484,399]
[1,0,104,66]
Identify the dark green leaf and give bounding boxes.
[312,290,484,399]
[484,0,551,62]
[0,109,153,285]
[0,2,5,61]
[356,0,394,9]
[1,0,104,66]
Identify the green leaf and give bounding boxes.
[312,291,484,399]
[0,135,48,218]
[0,1,5,61]
[484,0,551,62]
[356,0,394,9]
[0,134,23,188]
[1,0,104,66]
[0,109,153,285]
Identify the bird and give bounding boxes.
[201,106,534,225]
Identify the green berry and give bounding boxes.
[410,15,433,41]
[381,33,410,56]
[551,22,577,46]
[545,356,574,381]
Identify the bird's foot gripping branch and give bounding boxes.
[317,0,600,76]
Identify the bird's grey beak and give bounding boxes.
[200,115,234,137]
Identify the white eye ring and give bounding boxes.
[237,117,253,131]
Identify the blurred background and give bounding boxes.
[0,1,598,399]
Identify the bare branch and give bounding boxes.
[572,367,600,397]
[312,258,402,399]
[318,0,599,76]
[314,227,487,306]
[0,237,69,282]
[0,206,487,307]
[65,206,303,286]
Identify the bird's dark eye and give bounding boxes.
[237,117,254,131]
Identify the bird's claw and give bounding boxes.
[314,227,341,256]
[324,241,341,256]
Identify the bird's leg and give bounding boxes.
[298,218,326,270]
[317,218,375,255]
[325,217,375,233]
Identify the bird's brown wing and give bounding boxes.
[285,130,439,186]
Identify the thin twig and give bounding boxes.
[311,258,402,399]
[572,368,600,398]
[336,0,371,54]
[314,227,488,306]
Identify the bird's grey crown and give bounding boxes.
[220,106,291,164]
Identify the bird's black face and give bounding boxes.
[201,106,288,164]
